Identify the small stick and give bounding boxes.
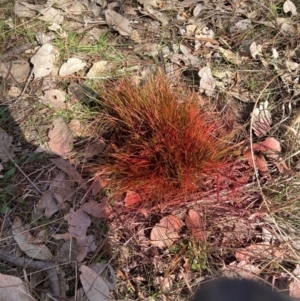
[0,249,60,296]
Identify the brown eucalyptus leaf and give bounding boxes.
[185,209,206,241]
[65,209,91,238]
[104,9,132,36]
[48,117,73,156]
[50,158,87,190]
[12,217,52,260]
[80,265,109,301]
[0,273,36,301]
[81,200,112,219]
[150,215,183,249]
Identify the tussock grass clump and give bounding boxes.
[96,73,235,205]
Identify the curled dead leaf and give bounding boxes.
[124,190,142,207]
[245,137,290,174]
[244,151,268,174]
[185,209,206,241]
[198,65,216,97]
[219,47,242,65]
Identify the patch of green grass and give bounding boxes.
[188,241,210,272]
[54,31,124,62]
[169,239,212,274]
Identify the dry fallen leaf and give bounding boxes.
[57,237,80,262]
[80,265,110,301]
[245,137,289,174]
[249,41,263,59]
[84,141,107,159]
[12,217,52,260]
[36,189,58,218]
[230,19,252,33]
[40,89,67,109]
[86,61,112,78]
[193,3,207,17]
[155,275,174,293]
[31,43,58,78]
[235,243,286,263]
[65,209,91,238]
[38,7,63,24]
[59,58,86,76]
[252,137,281,154]
[198,65,216,97]
[185,209,206,241]
[0,60,30,83]
[244,150,268,174]
[36,172,74,218]
[104,9,133,36]
[91,263,116,291]
[219,47,242,65]
[180,44,200,66]
[50,158,88,190]
[150,215,183,248]
[64,209,93,262]
[0,273,36,301]
[76,235,97,262]
[137,0,159,7]
[55,0,82,15]
[223,260,261,281]
[141,4,169,25]
[283,0,297,15]
[48,117,73,156]
[124,190,142,207]
[281,22,297,36]
[14,1,36,17]
[81,200,112,219]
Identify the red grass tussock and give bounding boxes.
[96,72,235,207]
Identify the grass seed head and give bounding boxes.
[96,72,235,206]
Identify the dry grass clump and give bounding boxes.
[95,72,236,206]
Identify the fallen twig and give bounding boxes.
[0,249,60,296]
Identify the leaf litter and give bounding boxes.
[12,217,52,260]
[1,0,300,299]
